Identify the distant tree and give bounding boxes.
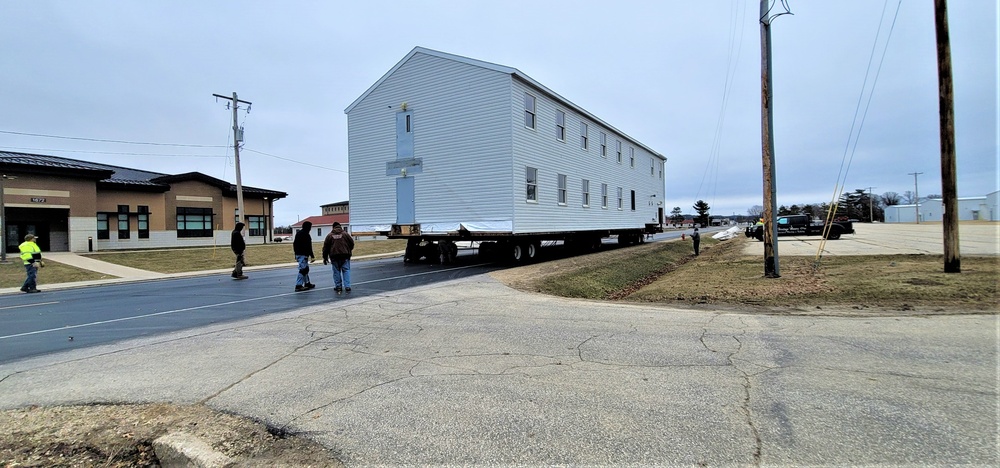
[902,191,916,204]
[777,205,792,216]
[669,206,684,225]
[801,204,819,219]
[924,193,942,200]
[692,200,711,227]
[747,205,764,220]
[788,204,802,215]
[881,192,902,206]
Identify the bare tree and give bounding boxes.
[881,192,902,206]
[747,205,764,220]
[901,191,916,204]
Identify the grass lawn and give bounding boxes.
[78,240,409,274]
[504,236,999,312]
[1,261,109,289]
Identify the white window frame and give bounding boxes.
[580,122,588,150]
[526,166,538,202]
[616,140,622,164]
[582,179,590,207]
[617,187,623,210]
[629,147,635,168]
[556,110,566,141]
[601,183,608,209]
[557,173,567,205]
[600,132,607,158]
[650,157,655,176]
[524,93,536,129]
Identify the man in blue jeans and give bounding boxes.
[322,222,355,293]
[292,221,315,292]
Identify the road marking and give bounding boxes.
[0,301,60,311]
[0,263,490,340]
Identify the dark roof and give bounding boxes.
[0,151,286,199]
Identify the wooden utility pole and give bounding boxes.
[908,172,923,223]
[759,0,790,278]
[213,92,252,228]
[934,0,960,273]
[867,186,877,222]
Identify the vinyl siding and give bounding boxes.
[511,78,664,232]
[348,52,513,230]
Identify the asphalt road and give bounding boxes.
[0,255,502,364]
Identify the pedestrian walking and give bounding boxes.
[18,234,43,293]
[692,227,701,256]
[231,221,248,280]
[322,222,355,293]
[293,221,316,292]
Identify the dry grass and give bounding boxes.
[499,236,999,314]
[78,239,408,274]
[0,261,107,290]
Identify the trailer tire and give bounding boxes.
[826,226,842,240]
[526,241,539,261]
[511,243,526,263]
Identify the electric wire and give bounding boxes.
[817,0,903,260]
[0,129,227,148]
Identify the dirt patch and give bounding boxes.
[0,403,343,467]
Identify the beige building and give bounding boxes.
[1,151,286,253]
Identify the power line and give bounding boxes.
[0,129,228,148]
[243,148,346,173]
[0,146,227,158]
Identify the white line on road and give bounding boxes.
[0,301,60,311]
[0,263,489,340]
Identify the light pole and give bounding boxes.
[0,174,16,264]
[908,172,923,223]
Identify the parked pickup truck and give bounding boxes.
[745,214,854,241]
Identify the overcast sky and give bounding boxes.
[1,1,995,226]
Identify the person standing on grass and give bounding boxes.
[18,234,43,293]
[293,221,316,292]
[322,221,355,293]
[692,227,701,256]
[230,221,248,280]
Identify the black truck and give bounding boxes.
[745,214,854,241]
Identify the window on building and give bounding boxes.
[617,187,623,210]
[97,213,110,240]
[629,147,635,168]
[631,190,636,211]
[177,207,214,238]
[137,205,149,239]
[524,93,536,129]
[601,183,608,208]
[405,114,411,133]
[660,161,664,179]
[247,215,266,237]
[600,132,607,158]
[580,122,588,150]
[556,110,565,141]
[650,157,655,176]
[117,205,130,240]
[616,140,622,164]
[557,174,567,204]
[526,166,538,201]
[582,179,590,207]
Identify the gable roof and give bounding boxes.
[344,47,665,161]
[292,214,350,228]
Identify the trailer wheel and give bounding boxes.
[526,241,539,260]
[826,226,842,240]
[511,243,526,263]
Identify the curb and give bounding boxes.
[152,432,231,468]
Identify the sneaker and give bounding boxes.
[305,283,316,289]
[344,287,351,292]
[20,287,28,292]
[295,285,306,292]
[334,287,342,293]
[27,289,41,293]
[234,275,248,280]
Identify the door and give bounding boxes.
[396,177,415,224]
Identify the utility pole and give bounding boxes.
[935,0,960,273]
[759,0,792,278]
[213,92,252,228]
[908,172,923,223]
[866,186,877,223]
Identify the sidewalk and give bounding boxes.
[0,251,404,296]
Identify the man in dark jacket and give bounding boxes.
[231,222,248,280]
[692,227,701,256]
[293,221,315,291]
[322,222,355,293]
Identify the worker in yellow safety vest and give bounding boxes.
[18,233,44,293]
